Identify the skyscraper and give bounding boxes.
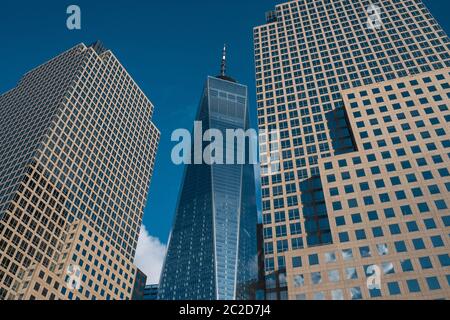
[254,0,450,299]
[0,42,160,300]
[143,284,159,300]
[131,269,148,300]
[158,48,258,300]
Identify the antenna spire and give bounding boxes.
[220,44,226,77]
[216,44,236,82]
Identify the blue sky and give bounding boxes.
[1,0,449,248]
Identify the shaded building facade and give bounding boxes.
[131,269,148,300]
[143,284,159,300]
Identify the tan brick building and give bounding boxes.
[0,42,160,300]
[254,0,450,299]
[284,69,450,300]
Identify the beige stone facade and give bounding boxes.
[0,43,160,300]
[284,69,450,300]
[254,0,450,299]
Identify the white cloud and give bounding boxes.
[134,225,167,285]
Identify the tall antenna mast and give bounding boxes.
[216,44,236,82]
[220,44,226,77]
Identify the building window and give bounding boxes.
[387,282,401,296]
[426,277,441,291]
[406,279,421,293]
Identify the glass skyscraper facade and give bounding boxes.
[254,0,450,299]
[143,284,159,300]
[158,73,258,300]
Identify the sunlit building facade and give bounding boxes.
[0,42,160,300]
[254,0,450,299]
[158,67,258,300]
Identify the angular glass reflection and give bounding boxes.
[325,251,337,263]
[346,267,358,280]
[311,272,322,285]
[331,289,344,300]
[328,270,340,282]
[377,243,389,256]
[350,287,362,300]
[293,275,305,288]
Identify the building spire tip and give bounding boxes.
[216,44,236,82]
